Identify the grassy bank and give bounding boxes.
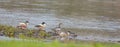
[0,40,120,47]
[0,24,49,39]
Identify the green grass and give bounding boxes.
[0,24,49,39]
[0,40,120,47]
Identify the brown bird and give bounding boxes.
[58,31,77,39]
[53,23,62,34]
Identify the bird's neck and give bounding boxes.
[58,24,61,28]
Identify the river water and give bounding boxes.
[0,0,120,42]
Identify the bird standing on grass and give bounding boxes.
[35,22,47,38]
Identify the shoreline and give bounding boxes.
[0,24,120,43]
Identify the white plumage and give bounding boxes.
[17,21,29,30]
[35,22,46,30]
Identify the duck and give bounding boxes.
[58,31,77,39]
[17,21,29,30]
[67,31,77,39]
[57,31,70,41]
[59,31,69,38]
[53,23,62,34]
[35,22,46,30]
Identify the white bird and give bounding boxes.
[17,21,29,30]
[35,22,46,30]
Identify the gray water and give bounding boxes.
[0,0,120,42]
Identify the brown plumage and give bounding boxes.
[53,23,62,34]
[58,31,77,39]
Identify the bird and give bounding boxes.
[35,22,46,30]
[59,31,69,38]
[58,31,77,39]
[17,21,29,30]
[67,31,77,39]
[53,23,62,35]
